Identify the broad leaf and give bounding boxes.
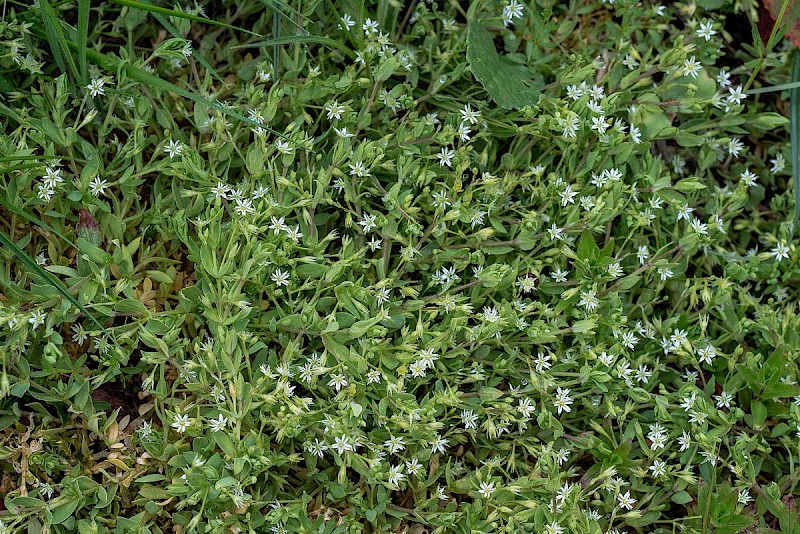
[466,23,542,110]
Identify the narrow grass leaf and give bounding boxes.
[0,196,79,250]
[791,50,800,233]
[0,230,105,331]
[0,155,60,162]
[109,0,261,36]
[232,34,354,57]
[747,80,800,95]
[77,0,90,84]
[273,10,280,77]
[38,0,80,81]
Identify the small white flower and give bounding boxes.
[553,387,573,415]
[89,176,108,197]
[384,435,406,454]
[208,414,229,432]
[714,390,734,409]
[275,139,293,155]
[256,69,272,83]
[696,20,716,41]
[164,139,184,159]
[502,0,524,26]
[460,104,481,125]
[551,267,569,283]
[28,309,46,330]
[728,138,745,158]
[358,213,378,233]
[716,69,731,88]
[340,13,355,30]
[771,241,790,262]
[331,434,353,455]
[636,245,650,265]
[682,56,702,78]
[622,54,639,70]
[617,490,636,510]
[727,85,746,105]
[348,160,369,177]
[607,262,623,278]
[740,169,758,187]
[770,153,786,174]
[362,18,379,35]
[172,414,192,434]
[678,430,691,451]
[436,147,455,167]
[328,373,348,392]
[71,323,88,344]
[325,100,347,120]
[86,78,105,97]
[334,126,354,138]
[590,115,610,134]
[578,289,599,312]
[388,464,406,486]
[629,124,642,143]
[559,185,578,206]
[271,269,290,287]
[477,481,496,499]
[35,481,55,500]
[738,488,752,505]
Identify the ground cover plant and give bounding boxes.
[1,0,800,532]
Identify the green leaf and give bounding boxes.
[479,387,504,402]
[49,499,81,525]
[466,23,542,110]
[747,112,789,131]
[213,431,237,458]
[577,230,600,262]
[751,399,767,428]
[671,491,693,504]
[712,514,756,534]
[675,178,706,192]
[138,484,171,500]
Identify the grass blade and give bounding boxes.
[273,9,280,77]
[0,196,79,250]
[747,80,800,95]
[791,50,800,233]
[232,34,355,57]
[109,0,261,36]
[0,230,106,332]
[38,0,80,81]
[77,0,89,84]
[0,155,60,162]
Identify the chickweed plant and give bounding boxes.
[0,0,799,532]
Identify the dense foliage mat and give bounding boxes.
[1,0,799,532]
